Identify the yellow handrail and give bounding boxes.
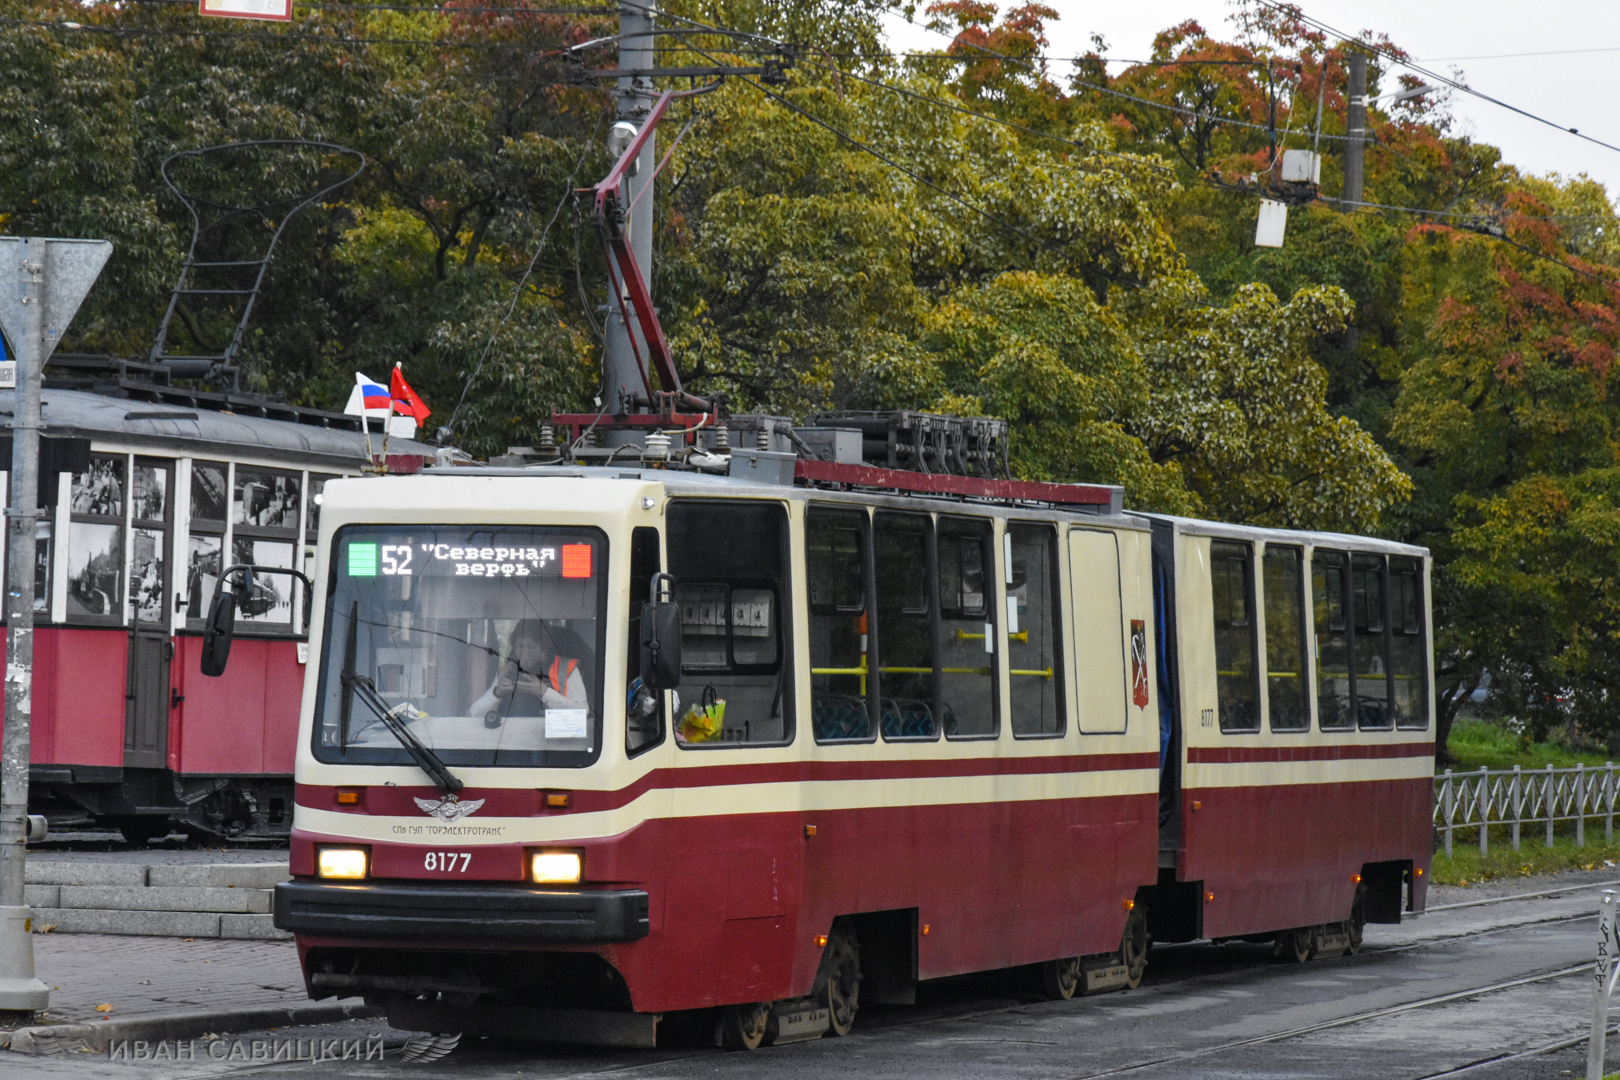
[955,629,1029,643]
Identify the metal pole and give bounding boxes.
[1589,889,1619,1080]
[1478,765,1489,855]
[1344,50,1366,209]
[1513,765,1522,851]
[1549,764,1558,848]
[601,0,658,420]
[1443,768,1454,859]
[1579,762,1587,848]
[1607,762,1614,843]
[0,236,48,1012]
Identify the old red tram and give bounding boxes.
[9,358,429,840]
[265,417,1432,1048]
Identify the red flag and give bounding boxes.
[390,365,431,423]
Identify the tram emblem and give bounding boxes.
[413,794,486,823]
[1130,620,1150,710]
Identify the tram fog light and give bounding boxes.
[531,850,582,884]
[317,847,369,880]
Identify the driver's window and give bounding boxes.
[665,500,792,747]
[625,526,665,755]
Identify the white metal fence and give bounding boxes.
[1435,764,1620,858]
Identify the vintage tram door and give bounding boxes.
[124,458,174,769]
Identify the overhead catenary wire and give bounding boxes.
[449,111,606,427]
[1248,0,1620,158]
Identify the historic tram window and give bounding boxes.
[130,459,173,626]
[1352,553,1393,729]
[1210,539,1259,733]
[1263,545,1309,732]
[1313,550,1354,730]
[625,526,665,755]
[1390,556,1429,730]
[1009,522,1063,738]
[233,467,300,629]
[312,524,607,768]
[875,512,938,740]
[938,515,998,739]
[808,506,874,742]
[186,460,228,624]
[666,500,792,746]
[66,454,126,623]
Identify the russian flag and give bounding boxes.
[343,373,393,417]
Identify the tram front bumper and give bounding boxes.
[273,880,650,944]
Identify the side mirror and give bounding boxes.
[640,572,682,690]
[200,591,237,677]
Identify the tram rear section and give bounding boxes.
[263,462,1433,1050]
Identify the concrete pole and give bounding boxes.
[0,236,48,1012]
[1343,50,1366,209]
[601,0,658,423]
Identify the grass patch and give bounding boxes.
[1443,718,1614,773]
[1431,830,1620,885]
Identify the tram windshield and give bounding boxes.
[312,524,607,768]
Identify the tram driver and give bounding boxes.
[484,619,588,726]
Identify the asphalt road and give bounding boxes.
[12,875,1620,1080]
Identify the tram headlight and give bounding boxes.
[530,850,582,885]
[317,846,370,881]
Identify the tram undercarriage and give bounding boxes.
[30,767,293,841]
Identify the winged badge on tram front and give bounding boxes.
[414,794,486,823]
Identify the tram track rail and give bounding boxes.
[1062,962,1596,1079]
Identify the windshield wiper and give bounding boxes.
[338,606,462,794]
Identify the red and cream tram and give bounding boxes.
[265,423,1433,1049]
[8,359,429,840]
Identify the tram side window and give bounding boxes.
[232,467,300,630]
[1390,556,1429,729]
[1353,553,1393,729]
[1009,522,1063,737]
[1313,551,1354,730]
[66,454,125,623]
[625,526,665,755]
[808,507,873,742]
[666,500,791,746]
[875,512,937,740]
[937,516,997,739]
[186,460,227,624]
[1210,539,1259,733]
[130,458,172,626]
[1263,545,1309,731]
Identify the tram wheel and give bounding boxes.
[1040,957,1082,1000]
[1346,883,1368,956]
[816,924,861,1036]
[1119,905,1149,989]
[719,1002,771,1051]
[1274,925,1313,964]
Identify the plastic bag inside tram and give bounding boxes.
[312,524,607,767]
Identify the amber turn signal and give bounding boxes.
[1352,873,1362,884]
[815,934,829,948]
[545,792,571,809]
[804,824,818,837]
[1415,867,1424,876]
[1123,899,1135,911]
[921,924,931,936]
[336,790,360,805]
[1204,891,1215,902]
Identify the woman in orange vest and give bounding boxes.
[491,620,588,717]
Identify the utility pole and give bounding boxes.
[601,0,658,424]
[1344,49,1366,209]
[0,236,109,1014]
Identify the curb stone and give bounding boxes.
[0,1002,382,1055]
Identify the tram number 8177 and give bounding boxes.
[423,851,472,873]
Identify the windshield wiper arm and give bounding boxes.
[341,670,464,795]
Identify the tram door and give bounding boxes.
[124,458,173,770]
